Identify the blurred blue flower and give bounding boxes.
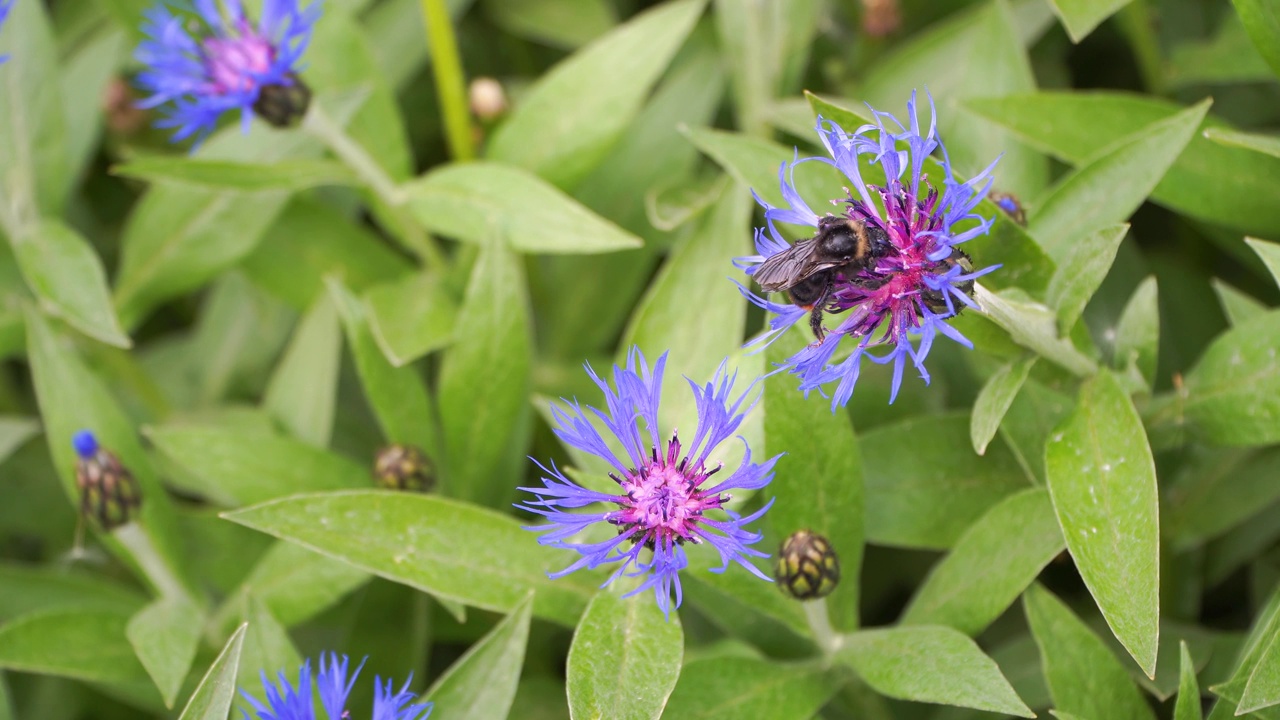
[0,0,13,63]
[135,0,321,143]
[244,653,431,720]
[518,348,779,618]
[736,91,1000,409]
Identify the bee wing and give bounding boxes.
[752,240,840,291]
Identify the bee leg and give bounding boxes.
[807,283,833,342]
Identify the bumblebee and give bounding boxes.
[752,215,892,340]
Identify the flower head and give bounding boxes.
[72,430,142,530]
[736,91,1000,409]
[135,0,321,143]
[518,349,780,617]
[243,652,432,720]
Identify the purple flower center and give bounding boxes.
[202,21,275,95]
[609,433,725,549]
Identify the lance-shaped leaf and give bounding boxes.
[1175,641,1203,720]
[126,596,204,707]
[1024,584,1156,720]
[175,623,248,720]
[0,608,151,685]
[424,593,533,720]
[901,488,1064,636]
[12,220,130,347]
[1046,224,1128,334]
[364,272,458,366]
[971,355,1037,455]
[487,0,706,187]
[1045,369,1160,676]
[1114,277,1159,388]
[1047,0,1136,42]
[838,625,1033,716]
[111,158,358,191]
[567,591,683,720]
[1203,126,1280,160]
[1181,310,1280,446]
[1028,101,1209,262]
[437,240,533,506]
[1247,237,1280,288]
[1232,0,1280,79]
[222,491,601,626]
[663,657,837,720]
[405,162,642,254]
[262,292,342,447]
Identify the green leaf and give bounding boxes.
[236,596,301,692]
[966,92,1280,240]
[566,591,683,720]
[175,623,248,720]
[1168,15,1274,87]
[0,563,146,622]
[145,425,367,507]
[620,184,751,393]
[862,413,1032,549]
[971,355,1037,455]
[1024,584,1156,720]
[1028,100,1209,262]
[483,0,615,48]
[222,491,600,626]
[662,657,837,720]
[1246,237,1280,289]
[112,157,358,192]
[487,0,706,187]
[242,198,413,312]
[437,240,532,506]
[713,0,820,138]
[0,416,39,467]
[1168,448,1280,548]
[363,272,458,366]
[1046,224,1129,334]
[12,220,130,347]
[424,593,533,720]
[764,329,863,631]
[1175,641,1204,720]
[838,625,1033,716]
[1203,127,1280,160]
[262,292,342,447]
[1212,279,1267,328]
[1182,310,1280,446]
[59,27,125,188]
[972,285,1098,376]
[1236,612,1280,713]
[1114,276,1159,388]
[405,162,642,254]
[682,547,809,640]
[125,597,203,707]
[901,488,1064,636]
[1045,369,1159,676]
[0,0,67,226]
[1231,0,1280,79]
[211,541,371,635]
[0,609,150,684]
[328,279,441,457]
[1046,0,1135,41]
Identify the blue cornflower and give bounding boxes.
[244,653,432,720]
[518,348,780,617]
[134,0,321,143]
[736,91,1000,409]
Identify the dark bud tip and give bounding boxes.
[775,530,840,601]
[72,429,99,459]
[373,444,436,493]
[252,73,311,128]
[74,443,142,531]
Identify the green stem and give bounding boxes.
[303,105,446,270]
[420,0,475,161]
[804,599,842,661]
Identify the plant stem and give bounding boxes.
[804,599,842,660]
[303,105,446,270]
[420,0,475,161]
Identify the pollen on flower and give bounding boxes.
[517,348,780,618]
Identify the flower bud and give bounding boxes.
[775,530,840,600]
[989,191,1027,226]
[72,430,141,530]
[373,444,436,493]
[252,74,312,128]
[469,77,507,122]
